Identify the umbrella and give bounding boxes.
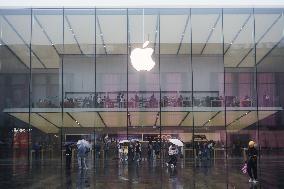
[119,140,129,144]
[77,139,91,148]
[169,139,184,147]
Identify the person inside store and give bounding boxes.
[33,142,41,160]
[153,139,160,159]
[244,140,258,184]
[134,141,142,162]
[65,143,73,169]
[147,140,153,161]
[94,140,101,159]
[104,136,110,159]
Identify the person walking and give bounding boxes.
[166,144,178,168]
[245,140,258,184]
[77,143,87,169]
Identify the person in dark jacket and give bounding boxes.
[65,143,73,169]
[245,141,258,184]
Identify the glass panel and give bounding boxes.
[63,9,95,168]
[95,9,127,164]
[224,8,258,187]
[0,9,30,163]
[31,9,63,161]
[128,9,161,171]
[192,8,226,187]
[160,9,193,165]
[255,8,284,181]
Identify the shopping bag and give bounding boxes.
[241,163,247,174]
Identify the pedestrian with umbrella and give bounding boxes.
[77,139,90,169]
[166,139,183,168]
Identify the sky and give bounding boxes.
[0,0,283,8]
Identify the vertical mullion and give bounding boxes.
[28,8,32,163]
[189,8,195,158]
[61,8,65,164]
[222,8,229,188]
[94,7,97,162]
[126,9,129,140]
[158,10,162,162]
[253,8,261,180]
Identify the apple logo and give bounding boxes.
[130,41,155,71]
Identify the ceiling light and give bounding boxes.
[212,27,215,30]
[208,119,211,122]
[69,28,73,31]
[230,42,233,45]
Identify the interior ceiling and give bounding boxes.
[0,11,283,69]
[5,107,281,133]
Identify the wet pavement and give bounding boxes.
[0,157,283,189]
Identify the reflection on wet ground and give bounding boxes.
[0,158,283,189]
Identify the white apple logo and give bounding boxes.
[130,41,155,71]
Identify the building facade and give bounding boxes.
[0,7,283,162]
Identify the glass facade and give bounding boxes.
[0,8,283,165]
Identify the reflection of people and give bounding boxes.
[245,141,258,184]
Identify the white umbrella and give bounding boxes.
[77,139,91,148]
[169,139,184,147]
[119,140,130,144]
